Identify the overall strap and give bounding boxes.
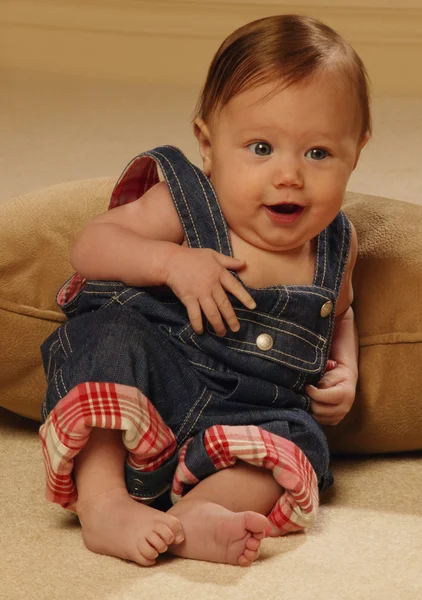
[312,211,352,295]
[109,145,233,255]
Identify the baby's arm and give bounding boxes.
[71,181,185,287]
[305,222,358,426]
[71,181,255,335]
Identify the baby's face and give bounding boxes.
[201,73,367,253]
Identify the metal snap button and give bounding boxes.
[256,333,273,351]
[320,300,333,318]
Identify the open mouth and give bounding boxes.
[268,203,301,214]
[264,203,304,223]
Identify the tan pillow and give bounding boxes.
[0,179,113,422]
[328,194,422,454]
[0,180,421,454]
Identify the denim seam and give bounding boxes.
[223,318,325,346]
[180,153,224,254]
[292,371,304,391]
[153,150,202,248]
[321,228,328,287]
[182,392,213,442]
[233,309,326,338]
[81,290,131,296]
[187,359,217,372]
[148,152,194,247]
[114,290,147,306]
[175,388,207,441]
[84,281,125,288]
[171,146,232,256]
[58,369,69,395]
[224,344,323,371]
[57,326,69,359]
[270,384,279,405]
[63,322,73,354]
[334,213,348,296]
[314,231,321,283]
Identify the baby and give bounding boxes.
[40,14,370,567]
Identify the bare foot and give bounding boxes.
[167,499,269,566]
[76,487,185,566]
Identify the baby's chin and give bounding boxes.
[230,226,315,255]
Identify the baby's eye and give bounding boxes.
[248,142,273,156]
[305,148,330,161]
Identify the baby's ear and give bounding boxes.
[193,118,212,176]
[353,131,370,170]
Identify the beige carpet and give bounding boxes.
[1,68,422,599]
[1,408,421,600]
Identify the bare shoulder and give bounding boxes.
[92,180,184,243]
[335,219,358,316]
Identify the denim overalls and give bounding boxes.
[39,146,351,535]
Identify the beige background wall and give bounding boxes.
[1,1,421,205]
[1,0,422,96]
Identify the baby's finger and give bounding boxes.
[200,296,227,337]
[310,402,346,428]
[220,270,256,310]
[313,414,341,427]
[305,384,342,405]
[212,288,240,333]
[185,299,204,335]
[216,254,246,271]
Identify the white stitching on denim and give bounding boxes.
[224,345,323,372]
[84,281,125,287]
[326,212,349,351]
[63,322,73,354]
[170,146,233,256]
[46,352,53,380]
[187,360,216,372]
[233,309,325,339]
[58,369,69,394]
[177,153,223,254]
[144,151,192,247]
[114,290,147,306]
[270,384,279,405]
[232,322,322,348]
[321,229,328,287]
[270,289,283,316]
[302,394,311,411]
[57,327,69,359]
[271,286,290,316]
[334,213,348,296]
[53,372,61,397]
[314,232,320,283]
[292,371,303,391]
[183,392,213,440]
[175,388,207,439]
[82,290,127,296]
[190,336,202,351]
[281,289,331,299]
[49,338,60,352]
[152,150,202,248]
[226,315,325,345]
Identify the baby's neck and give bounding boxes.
[229,230,316,289]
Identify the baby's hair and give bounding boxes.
[195,14,371,141]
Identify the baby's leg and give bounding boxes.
[74,428,185,566]
[167,462,281,566]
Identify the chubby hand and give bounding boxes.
[305,362,357,427]
[164,246,256,336]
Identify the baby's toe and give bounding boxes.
[245,536,261,552]
[136,539,160,564]
[163,515,185,544]
[146,531,169,554]
[243,547,260,563]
